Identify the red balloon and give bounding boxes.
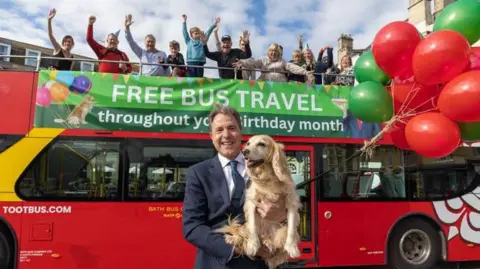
[389,120,411,150]
[372,21,422,80]
[412,30,471,86]
[391,77,440,113]
[438,70,480,122]
[470,47,480,71]
[405,112,461,158]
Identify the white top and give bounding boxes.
[217,153,248,200]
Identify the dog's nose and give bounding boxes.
[242,149,250,155]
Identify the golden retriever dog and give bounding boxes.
[216,135,301,269]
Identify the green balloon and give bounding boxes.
[433,0,480,45]
[348,81,394,123]
[354,51,391,85]
[457,121,480,141]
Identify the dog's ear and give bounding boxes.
[272,141,291,182]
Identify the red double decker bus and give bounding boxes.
[0,69,479,269]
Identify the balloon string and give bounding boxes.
[360,81,439,159]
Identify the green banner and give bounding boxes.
[33,70,379,138]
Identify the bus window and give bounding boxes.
[321,144,406,200]
[16,139,121,200]
[286,150,312,241]
[0,135,23,153]
[404,146,480,200]
[126,139,215,201]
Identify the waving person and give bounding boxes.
[182,14,219,77]
[233,43,314,83]
[202,30,252,79]
[47,8,74,70]
[124,14,170,76]
[86,15,132,74]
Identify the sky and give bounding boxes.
[0,0,409,78]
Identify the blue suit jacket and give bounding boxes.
[342,112,382,139]
[182,156,268,269]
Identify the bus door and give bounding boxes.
[283,144,317,264]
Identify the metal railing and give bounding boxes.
[0,54,355,83]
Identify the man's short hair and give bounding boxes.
[145,34,156,41]
[208,103,242,131]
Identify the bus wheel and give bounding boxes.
[388,218,441,269]
[0,231,10,269]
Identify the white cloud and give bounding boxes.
[1,0,408,77]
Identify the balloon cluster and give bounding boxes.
[36,71,92,108]
[349,0,480,158]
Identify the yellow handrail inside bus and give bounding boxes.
[0,128,64,201]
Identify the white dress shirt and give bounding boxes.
[217,153,249,200]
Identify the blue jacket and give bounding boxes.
[342,110,382,139]
[182,156,268,269]
[314,48,333,84]
[183,22,216,63]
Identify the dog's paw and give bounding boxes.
[245,237,260,257]
[284,242,300,258]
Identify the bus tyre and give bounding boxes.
[0,231,10,269]
[388,218,441,269]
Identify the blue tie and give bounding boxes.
[230,160,245,208]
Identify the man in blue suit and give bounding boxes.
[182,104,288,269]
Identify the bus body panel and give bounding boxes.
[14,201,196,269]
[0,71,37,135]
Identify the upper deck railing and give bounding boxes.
[0,54,355,82]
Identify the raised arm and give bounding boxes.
[47,9,62,54]
[205,17,221,40]
[317,47,325,62]
[213,26,221,51]
[182,166,236,265]
[201,33,220,61]
[237,30,252,59]
[86,16,105,58]
[182,14,191,44]
[124,14,144,59]
[325,47,333,68]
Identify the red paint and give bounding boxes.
[0,71,37,135]
[1,71,479,269]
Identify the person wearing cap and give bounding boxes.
[201,31,252,79]
[86,15,132,74]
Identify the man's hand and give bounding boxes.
[119,62,127,72]
[215,16,221,24]
[125,14,134,28]
[254,198,287,223]
[200,31,207,45]
[89,15,96,25]
[182,14,187,22]
[242,30,250,44]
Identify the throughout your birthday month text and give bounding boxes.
[97,110,344,133]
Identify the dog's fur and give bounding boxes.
[216,135,301,269]
[54,95,95,127]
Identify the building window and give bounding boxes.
[0,43,11,62]
[80,61,94,71]
[25,49,41,67]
